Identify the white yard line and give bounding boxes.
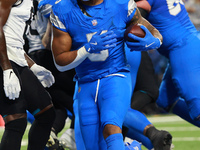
[147,115,185,123]
[21,140,28,146]
[173,137,200,141]
[157,126,200,131]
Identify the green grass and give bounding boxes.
[1,114,200,150]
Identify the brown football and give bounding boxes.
[124,23,146,42]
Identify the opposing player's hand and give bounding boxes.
[126,25,162,51]
[3,69,21,100]
[85,30,117,53]
[30,64,55,88]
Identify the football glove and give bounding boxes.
[3,69,21,100]
[126,25,162,51]
[84,30,117,53]
[30,64,55,88]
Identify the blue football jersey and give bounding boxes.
[50,0,137,82]
[147,0,197,55]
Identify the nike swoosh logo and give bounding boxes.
[9,71,13,78]
[90,42,97,45]
[145,42,155,48]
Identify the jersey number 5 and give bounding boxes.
[166,0,184,16]
[86,31,109,62]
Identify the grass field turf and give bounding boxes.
[0,114,200,150]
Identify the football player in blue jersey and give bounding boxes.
[135,0,200,127]
[50,0,162,149]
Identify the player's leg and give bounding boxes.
[29,49,75,149]
[63,82,81,150]
[59,114,76,150]
[172,98,200,127]
[99,72,132,150]
[123,108,172,150]
[131,51,159,114]
[156,64,179,110]
[21,66,55,150]
[73,97,86,150]
[78,80,100,150]
[0,64,28,150]
[157,64,200,127]
[0,115,27,150]
[73,81,107,150]
[169,35,200,120]
[48,87,71,144]
[126,128,153,149]
[26,106,67,150]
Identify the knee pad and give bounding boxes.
[35,107,55,125]
[5,117,27,134]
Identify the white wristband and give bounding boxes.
[157,38,162,46]
[30,63,37,71]
[55,46,89,72]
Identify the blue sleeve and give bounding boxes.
[147,0,153,7]
[38,0,55,18]
[50,3,68,32]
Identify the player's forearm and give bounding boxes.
[130,8,163,43]
[150,28,163,43]
[0,4,13,71]
[53,46,89,72]
[42,21,51,50]
[54,50,77,66]
[138,17,163,43]
[0,31,12,70]
[136,1,163,43]
[24,53,35,68]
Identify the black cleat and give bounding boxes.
[151,130,172,150]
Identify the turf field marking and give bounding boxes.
[147,115,184,123]
[173,137,200,141]
[21,140,28,146]
[157,126,199,131]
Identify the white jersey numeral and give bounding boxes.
[166,0,184,16]
[86,31,109,62]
